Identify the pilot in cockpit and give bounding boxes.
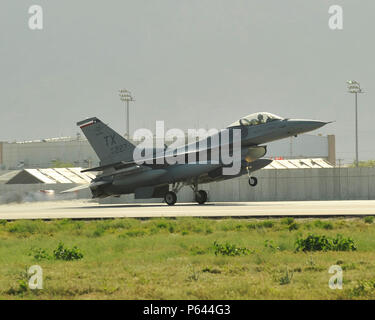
[257,114,264,124]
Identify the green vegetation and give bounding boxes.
[0,217,375,299]
[350,280,375,298]
[28,247,51,261]
[279,267,294,285]
[349,160,375,168]
[295,234,357,252]
[364,216,374,224]
[51,160,74,168]
[53,242,83,261]
[213,241,252,256]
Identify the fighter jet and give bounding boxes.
[74,112,329,205]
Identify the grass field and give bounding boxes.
[1,216,375,300]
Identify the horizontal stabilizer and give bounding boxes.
[60,184,90,194]
[81,161,136,173]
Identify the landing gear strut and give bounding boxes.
[247,166,258,187]
[164,181,208,205]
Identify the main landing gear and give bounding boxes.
[246,166,258,187]
[195,190,208,205]
[164,182,182,205]
[191,181,207,205]
[164,191,177,206]
[164,181,208,205]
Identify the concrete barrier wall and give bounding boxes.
[208,167,375,202]
[101,167,375,204]
[1,168,374,204]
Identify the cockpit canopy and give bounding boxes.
[228,112,283,128]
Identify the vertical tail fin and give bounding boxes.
[77,117,135,165]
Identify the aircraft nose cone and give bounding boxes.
[288,119,331,134]
[305,120,329,130]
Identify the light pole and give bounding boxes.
[347,80,363,167]
[119,89,135,138]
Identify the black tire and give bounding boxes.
[249,177,258,187]
[195,190,208,204]
[164,191,177,205]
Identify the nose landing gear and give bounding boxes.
[246,166,258,187]
[248,176,258,186]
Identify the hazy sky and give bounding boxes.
[1,1,374,163]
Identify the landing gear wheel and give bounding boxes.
[164,191,177,205]
[195,190,208,205]
[248,177,258,187]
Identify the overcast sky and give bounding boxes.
[0,1,374,163]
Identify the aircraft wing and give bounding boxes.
[81,160,168,173]
[81,161,138,173]
[82,145,266,173]
[81,150,200,173]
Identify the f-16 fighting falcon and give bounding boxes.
[72,112,329,205]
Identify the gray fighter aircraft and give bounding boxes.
[75,112,329,205]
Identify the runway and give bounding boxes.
[0,200,375,220]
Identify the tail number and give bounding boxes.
[111,143,130,155]
[104,135,116,147]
